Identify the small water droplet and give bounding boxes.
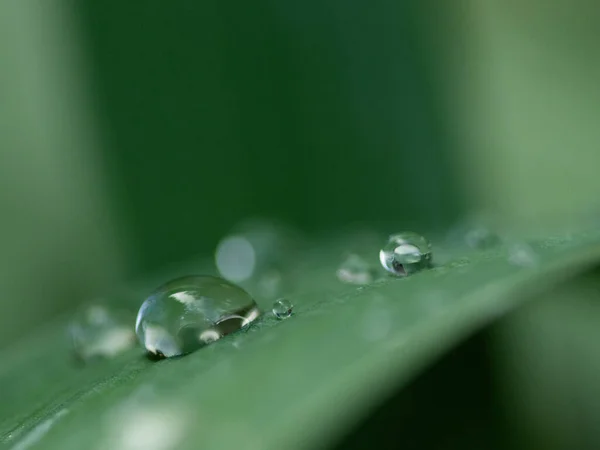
[379,232,432,276]
[214,236,256,283]
[336,254,375,285]
[215,219,299,283]
[135,276,261,358]
[508,243,538,267]
[69,304,136,361]
[449,215,502,249]
[272,298,293,319]
[464,226,501,249]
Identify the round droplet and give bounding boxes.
[214,236,256,283]
[272,299,293,319]
[69,304,136,361]
[464,226,501,249]
[215,219,299,284]
[379,232,432,276]
[135,276,261,358]
[448,215,502,249]
[336,254,375,285]
[508,243,538,267]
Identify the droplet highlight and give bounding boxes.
[272,299,293,319]
[135,276,261,358]
[379,232,432,276]
[69,304,136,361]
[336,254,375,285]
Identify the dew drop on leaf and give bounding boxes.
[336,254,375,285]
[272,298,293,319]
[379,232,433,276]
[508,242,538,267]
[135,276,261,358]
[69,304,136,362]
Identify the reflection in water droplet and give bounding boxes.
[379,232,432,276]
[135,276,261,358]
[336,254,375,285]
[198,329,221,344]
[508,243,538,267]
[272,299,293,319]
[69,304,135,361]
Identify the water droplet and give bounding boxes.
[449,214,502,249]
[215,236,256,283]
[508,243,538,267]
[215,219,299,284]
[69,304,136,361]
[272,298,293,319]
[336,254,375,285]
[464,226,501,249]
[379,232,432,276]
[135,276,261,358]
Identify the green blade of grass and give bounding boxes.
[3,231,600,450]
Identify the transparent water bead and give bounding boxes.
[464,226,501,249]
[215,219,299,284]
[508,242,538,267]
[449,214,501,249]
[336,254,375,285]
[135,276,261,358]
[379,232,432,276]
[69,304,136,361]
[272,299,293,319]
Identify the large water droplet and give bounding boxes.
[272,298,293,319]
[336,254,375,285]
[135,276,260,358]
[69,304,136,361]
[379,232,432,276]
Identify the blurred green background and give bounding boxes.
[75,0,462,271]
[2,1,600,448]
[4,0,599,343]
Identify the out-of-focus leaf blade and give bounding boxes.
[2,231,600,450]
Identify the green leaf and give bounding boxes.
[3,231,600,450]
